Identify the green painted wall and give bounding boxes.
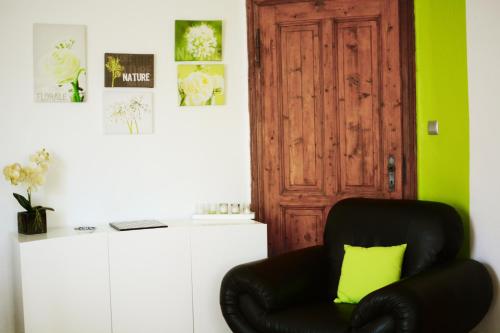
[414,0,470,256]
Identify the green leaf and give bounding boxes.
[13,193,32,212]
[33,206,55,212]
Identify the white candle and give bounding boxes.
[219,203,229,214]
[230,203,240,214]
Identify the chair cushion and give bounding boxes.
[239,295,354,333]
[334,244,407,304]
[324,198,463,299]
[239,296,396,333]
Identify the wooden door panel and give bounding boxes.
[274,1,381,22]
[254,0,411,256]
[337,20,382,192]
[278,23,324,193]
[380,0,404,198]
[283,207,323,251]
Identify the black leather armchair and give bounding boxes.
[220,198,493,333]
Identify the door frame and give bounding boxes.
[247,0,417,219]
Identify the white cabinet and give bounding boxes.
[15,220,267,333]
[17,232,112,333]
[191,224,267,333]
[109,228,193,333]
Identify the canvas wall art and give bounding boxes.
[175,20,222,61]
[178,65,225,106]
[105,53,154,88]
[33,24,87,103]
[103,92,153,135]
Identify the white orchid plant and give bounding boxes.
[3,149,54,227]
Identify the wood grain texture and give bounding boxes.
[399,0,417,198]
[337,20,381,191]
[248,0,416,256]
[284,207,323,251]
[279,23,324,193]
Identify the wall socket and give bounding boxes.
[428,120,439,135]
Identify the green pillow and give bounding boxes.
[334,244,407,304]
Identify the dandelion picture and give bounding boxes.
[175,20,222,61]
[104,53,154,88]
[178,65,225,106]
[34,24,87,103]
[105,56,124,87]
[103,92,153,135]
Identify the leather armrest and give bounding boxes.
[351,259,493,333]
[220,245,328,313]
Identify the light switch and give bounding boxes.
[428,120,439,135]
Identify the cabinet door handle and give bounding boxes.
[388,155,396,192]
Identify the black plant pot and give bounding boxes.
[18,210,47,235]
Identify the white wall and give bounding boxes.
[0,0,249,332]
[467,0,500,332]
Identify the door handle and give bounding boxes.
[388,155,396,192]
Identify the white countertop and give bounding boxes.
[16,219,263,243]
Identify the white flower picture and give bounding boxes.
[178,65,225,106]
[185,24,218,60]
[34,24,87,103]
[175,20,222,61]
[103,92,153,135]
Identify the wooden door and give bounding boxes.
[248,0,416,256]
